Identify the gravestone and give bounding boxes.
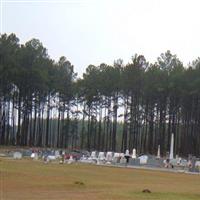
[47,155,56,162]
[91,151,97,159]
[147,157,164,167]
[188,156,197,172]
[68,155,74,164]
[97,152,105,164]
[22,150,32,157]
[0,153,6,157]
[88,151,97,162]
[139,155,148,164]
[55,150,60,158]
[124,149,130,164]
[80,155,96,164]
[129,158,140,165]
[177,157,181,165]
[31,152,38,160]
[125,149,129,156]
[169,133,174,160]
[113,153,120,158]
[112,153,120,164]
[157,145,160,159]
[80,155,87,161]
[120,156,126,164]
[132,148,136,159]
[98,152,105,161]
[106,151,113,162]
[13,152,22,159]
[195,161,200,172]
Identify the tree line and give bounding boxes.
[0,33,200,157]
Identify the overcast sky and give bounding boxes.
[1,0,200,76]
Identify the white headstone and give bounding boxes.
[31,153,35,158]
[91,151,97,159]
[157,145,160,159]
[177,157,181,165]
[81,155,87,160]
[55,150,60,158]
[132,148,136,159]
[111,153,120,163]
[35,153,39,160]
[169,133,174,160]
[120,153,124,158]
[68,155,74,164]
[98,152,105,161]
[13,152,22,159]
[31,152,38,160]
[47,155,56,161]
[139,155,148,164]
[106,152,113,162]
[113,153,120,158]
[195,161,200,168]
[125,149,129,156]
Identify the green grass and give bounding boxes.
[1,158,200,200]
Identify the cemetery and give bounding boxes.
[1,1,200,199]
[1,151,200,200]
[1,134,200,173]
[1,133,200,200]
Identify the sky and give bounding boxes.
[1,0,200,77]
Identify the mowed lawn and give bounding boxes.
[1,158,200,200]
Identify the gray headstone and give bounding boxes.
[129,158,140,165]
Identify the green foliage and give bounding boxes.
[1,33,200,156]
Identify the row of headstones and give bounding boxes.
[11,148,200,172]
[89,149,135,160]
[11,147,193,165]
[83,149,144,164]
[84,149,200,171]
[13,149,61,160]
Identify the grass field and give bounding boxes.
[1,158,200,200]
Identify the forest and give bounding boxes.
[0,33,200,157]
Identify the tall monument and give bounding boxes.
[157,145,160,159]
[169,133,174,160]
